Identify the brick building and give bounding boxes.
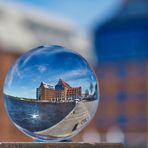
[55,79,81,100]
[93,0,148,146]
[36,79,81,102]
[36,82,55,101]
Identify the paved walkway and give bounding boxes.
[36,100,98,138]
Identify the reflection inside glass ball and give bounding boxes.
[3,45,99,141]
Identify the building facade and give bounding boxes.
[36,82,55,101]
[36,79,81,102]
[55,79,81,100]
[93,0,148,146]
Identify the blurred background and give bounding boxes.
[0,0,148,147]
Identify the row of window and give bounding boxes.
[101,91,146,102]
[96,115,146,125]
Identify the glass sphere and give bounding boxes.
[3,45,99,141]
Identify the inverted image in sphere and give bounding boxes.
[3,45,99,141]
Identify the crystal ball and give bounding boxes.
[3,45,99,141]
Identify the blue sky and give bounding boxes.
[4,46,97,99]
[2,0,124,31]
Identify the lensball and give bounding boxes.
[3,45,99,141]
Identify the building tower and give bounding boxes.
[55,79,81,101]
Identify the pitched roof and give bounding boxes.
[40,81,54,89]
[58,79,71,88]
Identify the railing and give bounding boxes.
[39,96,82,103]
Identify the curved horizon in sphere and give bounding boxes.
[3,45,99,141]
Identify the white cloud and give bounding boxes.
[36,65,47,73]
[47,68,90,84]
[62,69,86,79]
